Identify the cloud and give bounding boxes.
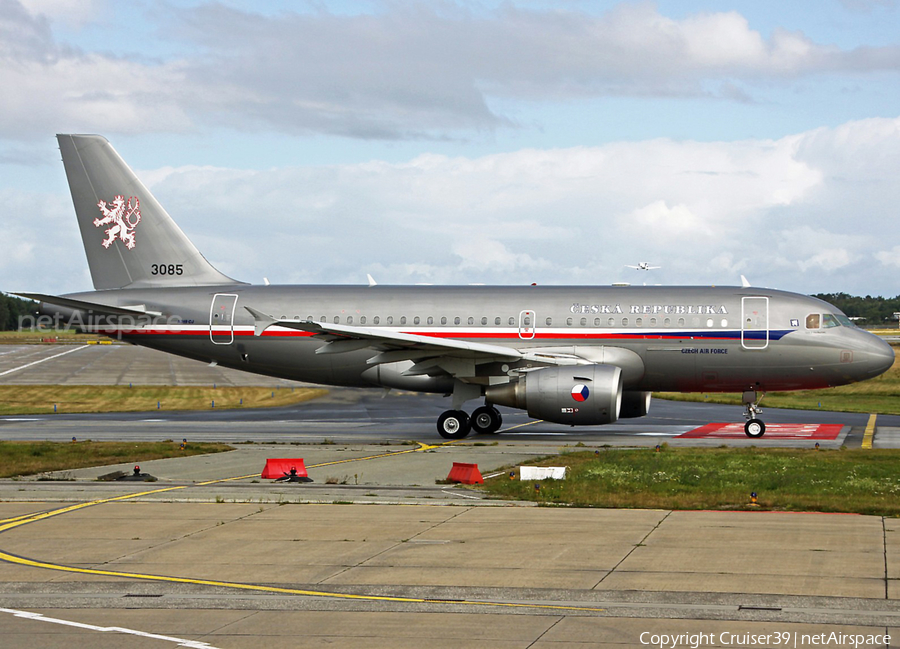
[5,115,900,296]
[2,1,900,141]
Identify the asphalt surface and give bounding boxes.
[1,343,899,647]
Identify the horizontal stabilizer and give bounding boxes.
[12,292,162,317]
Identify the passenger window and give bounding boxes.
[400,316,406,325]
[360,316,366,325]
[494,317,501,325]
[454,317,460,325]
[468,317,475,325]
[509,317,515,325]
[567,317,573,326]
[720,319,727,328]
[580,317,587,326]
[664,318,670,327]
[706,318,713,327]
[333,316,339,324]
[806,314,820,329]
[373,316,380,325]
[636,317,643,327]
[823,314,840,328]
[593,317,600,326]
[546,317,553,326]
[481,317,488,325]
[440,316,447,325]
[320,316,326,323]
[622,317,629,326]
[608,317,615,327]
[414,316,420,325]
[678,318,685,326]
[426,316,433,325]
[650,317,657,326]
[386,316,393,325]
[347,316,353,324]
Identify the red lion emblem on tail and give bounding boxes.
[94,195,141,250]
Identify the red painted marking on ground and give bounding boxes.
[678,423,843,440]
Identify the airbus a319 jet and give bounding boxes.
[18,135,895,439]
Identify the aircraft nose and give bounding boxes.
[858,333,895,378]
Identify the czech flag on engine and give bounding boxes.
[571,384,589,402]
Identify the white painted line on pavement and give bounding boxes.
[0,345,90,377]
[0,608,220,648]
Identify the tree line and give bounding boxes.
[812,293,900,327]
[0,293,37,331]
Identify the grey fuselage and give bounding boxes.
[52,284,895,395]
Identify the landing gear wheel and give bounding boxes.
[437,410,471,439]
[744,419,766,438]
[470,406,503,434]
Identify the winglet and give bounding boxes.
[244,306,277,337]
[741,275,751,288]
[367,273,377,287]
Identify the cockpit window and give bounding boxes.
[805,314,820,329]
[836,314,856,327]
[822,314,840,328]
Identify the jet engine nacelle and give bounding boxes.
[485,364,623,426]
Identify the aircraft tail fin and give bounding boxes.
[57,134,243,290]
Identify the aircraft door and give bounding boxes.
[210,293,238,345]
[741,296,768,350]
[518,310,536,340]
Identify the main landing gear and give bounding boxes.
[742,390,766,438]
[437,405,503,439]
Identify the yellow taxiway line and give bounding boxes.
[0,438,606,614]
[862,414,877,449]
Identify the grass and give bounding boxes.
[656,346,900,415]
[0,440,232,478]
[481,447,900,516]
[0,385,328,415]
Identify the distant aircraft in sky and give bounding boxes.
[18,135,895,440]
[626,262,661,271]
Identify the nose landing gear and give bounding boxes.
[742,390,766,438]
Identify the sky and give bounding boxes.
[2,0,900,296]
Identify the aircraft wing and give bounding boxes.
[244,306,523,360]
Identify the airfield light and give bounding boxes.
[750,492,758,506]
[133,465,141,476]
[815,442,820,451]
[655,444,661,452]
[71,436,76,443]
[509,471,515,480]
[534,483,541,492]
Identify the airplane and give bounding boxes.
[17,135,895,440]
[626,263,661,271]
